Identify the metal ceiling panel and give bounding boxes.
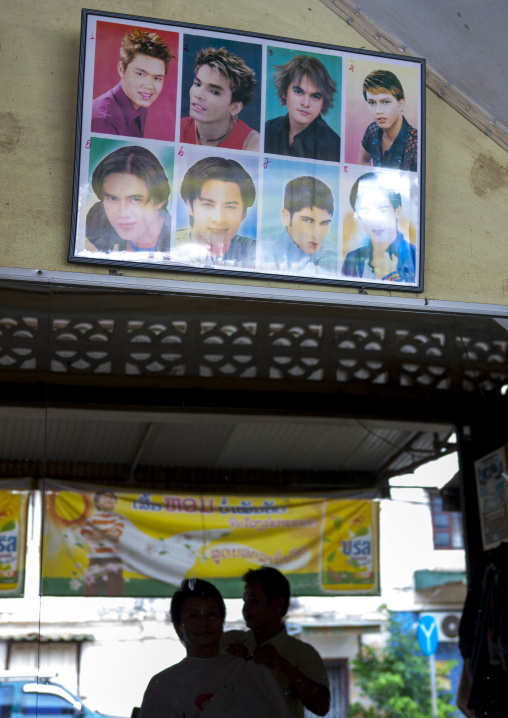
[142,422,237,467]
[43,419,148,464]
[0,416,46,461]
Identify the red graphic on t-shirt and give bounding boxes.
[195,693,214,711]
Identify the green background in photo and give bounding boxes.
[265,46,342,135]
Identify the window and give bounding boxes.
[0,686,14,718]
[22,693,78,716]
[429,491,464,550]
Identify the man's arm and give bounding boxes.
[251,644,330,716]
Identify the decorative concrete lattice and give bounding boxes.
[0,308,507,392]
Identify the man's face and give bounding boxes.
[118,54,166,110]
[189,65,242,126]
[102,172,163,244]
[177,597,223,653]
[187,179,245,258]
[96,493,116,512]
[282,206,332,255]
[284,75,324,133]
[242,581,282,632]
[365,91,404,133]
[354,187,400,245]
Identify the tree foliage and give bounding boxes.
[349,610,457,718]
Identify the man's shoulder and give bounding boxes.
[92,85,119,117]
[265,115,285,131]
[231,234,255,247]
[147,659,186,685]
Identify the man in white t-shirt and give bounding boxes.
[223,567,330,718]
[139,578,291,718]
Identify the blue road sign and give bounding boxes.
[417,615,439,656]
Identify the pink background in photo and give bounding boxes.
[344,58,419,166]
[92,21,179,142]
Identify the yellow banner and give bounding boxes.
[0,479,31,597]
[41,480,379,597]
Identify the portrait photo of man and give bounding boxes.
[180,46,260,151]
[341,170,417,284]
[174,155,257,269]
[91,22,179,141]
[264,49,342,163]
[260,175,337,277]
[344,57,419,171]
[83,140,173,256]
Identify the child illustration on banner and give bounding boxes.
[80,490,126,596]
[91,21,179,142]
[66,489,228,596]
[179,36,262,151]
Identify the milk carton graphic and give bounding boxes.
[321,500,378,593]
[0,519,20,592]
[341,527,373,576]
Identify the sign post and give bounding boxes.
[417,615,439,718]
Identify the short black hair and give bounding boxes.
[180,156,256,212]
[284,176,334,220]
[170,579,226,632]
[243,567,290,617]
[349,172,401,213]
[93,490,116,507]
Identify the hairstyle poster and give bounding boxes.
[69,10,425,291]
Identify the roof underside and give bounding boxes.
[1,284,506,492]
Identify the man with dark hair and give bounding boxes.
[357,69,417,172]
[92,29,175,138]
[260,176,337,277]
[80,490,125,596]
[175,156,256,268]
[264,55,340,162]
[85,145,171,254]
[342,171,415,283]
[224,567,330,718]
[139,579,292,718]
[181,47,259,151]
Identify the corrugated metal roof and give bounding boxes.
[0,407,454,482]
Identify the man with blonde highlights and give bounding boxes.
[180,47,259,151]
[358,69,418,172]
[265,55,340,162]
[92,29,174,138]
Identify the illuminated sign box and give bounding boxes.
[69,9,425,291]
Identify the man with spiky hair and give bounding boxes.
[92,29,174,138]
[180,47,259,151]
[264,55,340,162]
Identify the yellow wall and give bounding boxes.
[1,0,507,305]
